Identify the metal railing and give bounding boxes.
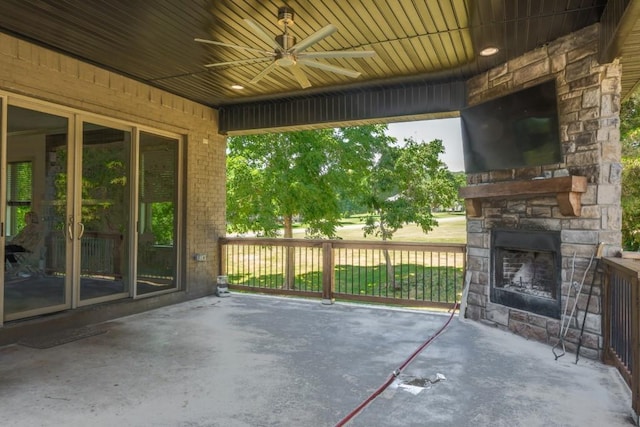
[49,231,122,275]
[602,257,640,417]
[218,237,466,308]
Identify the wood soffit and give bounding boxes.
[0,1,635,112]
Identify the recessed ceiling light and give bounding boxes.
[230,84,244,90]
[480,46,499,57]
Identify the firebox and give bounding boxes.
[491,229,561,318]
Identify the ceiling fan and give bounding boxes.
[195,6,376,89]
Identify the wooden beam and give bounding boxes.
[465,198,482,217]
[557,191,582,216]
[458,176,587,217]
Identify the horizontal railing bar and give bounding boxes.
[220,237,466,253]
[220,237,325,248]
[607,348,633,386]
[228,285,320,299]
[602,257,640,279]
[330,241,466,252]
[333,293,457,309]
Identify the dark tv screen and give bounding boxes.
[460,80,562,173]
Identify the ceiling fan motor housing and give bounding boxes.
[277,6,294,26]
[276,34,296,51]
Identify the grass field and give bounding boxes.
[291,212,467,243]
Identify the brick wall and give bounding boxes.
[463,24,622,360]
[0,33,226,297]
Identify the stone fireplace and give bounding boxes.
[491,229,561,319]
[460,24,622,360]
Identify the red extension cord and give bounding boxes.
[334,302,459,426]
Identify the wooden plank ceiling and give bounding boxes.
[0,0,634,110]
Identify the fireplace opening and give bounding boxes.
[491,229,561,318]
[496,249,556,298]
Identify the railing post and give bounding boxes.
[633,272,640,425]
[218,238,226,278]
[322,242,334,305]
[602,263,612,366]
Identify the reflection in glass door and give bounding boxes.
[2,103,183,321]
[78,122,131,303]
[136,131,179,295]
[3,104,71,320]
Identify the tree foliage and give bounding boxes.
[621,95,640,154]
[622,157,640,250]
[360,137,459,240]
[622,94,640,250]
[226,125,461,243]
[226,125,392,238]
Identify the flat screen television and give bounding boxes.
[460,80,562,173]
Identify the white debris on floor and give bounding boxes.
[391,373,447,395]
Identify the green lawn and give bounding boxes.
[292,212,467,243]
[230,263,463,303]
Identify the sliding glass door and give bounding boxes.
[2,101,183,322]
[3,104,72,320]
[135,131,180,296]
[76,121,132,304]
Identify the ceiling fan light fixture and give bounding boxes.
[275,54,295,67]
[277,6,295,27]
[480,46,499,56]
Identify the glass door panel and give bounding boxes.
[78,122,131,302]
[4,105,71,319]
[136,131,179,295]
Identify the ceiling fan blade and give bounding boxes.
[204,57,272,68]
[249,61,278,84]
[244,18,283,51]
[298,50,376,59]
[194,38,274,56]
[290,24,337,54]
[298,59,362,78]
[289,64,311,89]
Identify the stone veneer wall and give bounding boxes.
[464,24,622,360]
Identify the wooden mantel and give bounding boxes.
[458,175,588,217]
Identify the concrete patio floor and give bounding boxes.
[0,293,634,427]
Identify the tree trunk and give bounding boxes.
[283,214,295,290]
[382,248,398,290]
[283,215,293,239]
[379,223,398,290]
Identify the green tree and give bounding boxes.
[360,137,458,288]
[227,129,340,239]
[226,125,392,288]
[622,158,640,250]
[226,125,391,239]
[361,137,458,240]
[621,94,640,156]
[451,171,468,210]
[621,94,640,250]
